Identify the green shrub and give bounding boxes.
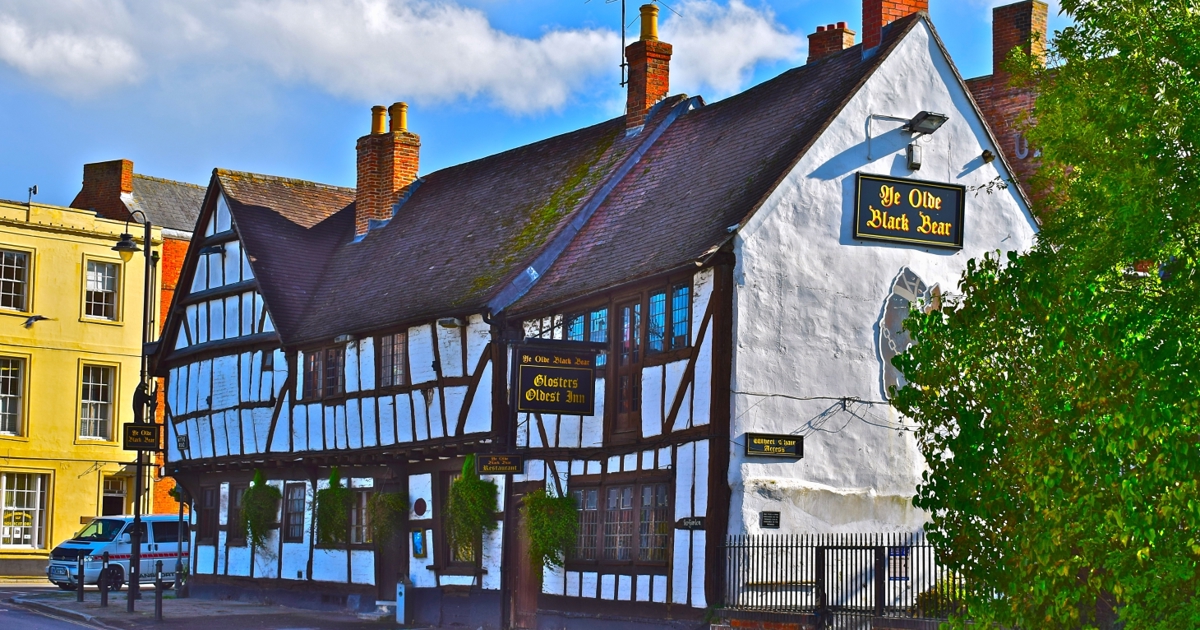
[522,488,577,568]
[367,491,407,547]
[241,470,281,555]
[315,467,352,546]
[446,455,498,562]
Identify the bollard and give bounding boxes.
[99,551,109,608]
[154,560,164,622]
[77,555,85,602]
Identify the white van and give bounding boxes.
[46,514,189,590]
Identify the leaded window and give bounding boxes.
[227,485,247,546]
[283,483,306,543]
[603,485,635,560]
[379,333,408,388]
[84,261,119,320]
[303,347,345,400]
[350,491,371,545]
[571,488,599,561]
[80,365,113,440]
[638,483,671,561]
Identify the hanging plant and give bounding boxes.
[522,488,578,569]
[446,455,498,562]
[367,491,407,547]
[315,467,352,546]
[241,470,282,555]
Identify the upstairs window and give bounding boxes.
[80,365,114,440]
[0,250,28,312]
[303,347,345,400]
[648,284,691,354]
[0,357,25,436]
[563,308,609,368]
[379,333,408,388]
[84,260,119,320]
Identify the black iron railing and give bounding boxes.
[721,532,965,621]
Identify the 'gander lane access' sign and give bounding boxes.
[516,347,596,416]
[854,173,966,249]
[745,433,803,458]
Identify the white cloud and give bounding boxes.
[0,0,804,112]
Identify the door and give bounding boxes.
[102,478,126,516]
[512,493,538,629]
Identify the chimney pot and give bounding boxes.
[389,102,408,133]
[371,105,387,135]
[817,25,826,32]
[837,21,848,29]
[639,4,659,41]
[862,0,928,50]
[808,21,856,64]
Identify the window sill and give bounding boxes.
[0,432,29,442]
[426,565,486,576]
[79,316,124,327]
[74,437,118,447]
[0,308,34,319]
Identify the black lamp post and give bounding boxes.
[112,212,155,610]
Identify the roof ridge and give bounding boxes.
[214,168,356,193]
[131,173,206,189]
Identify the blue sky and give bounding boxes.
[0,0,1070,209]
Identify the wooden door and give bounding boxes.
[512,493,538,629]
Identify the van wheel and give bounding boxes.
[106,566,124,591]
[57,583,76,591]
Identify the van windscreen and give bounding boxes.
[73,519,124,542]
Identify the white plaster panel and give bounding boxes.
[617,575,632,601]
[516,413,529,448]
[197,360,212,412]
[413,391,429,442]
[253,525,279,579]
[635,574,650,601]
[197,300,208,344]
[189,262,206,294]
[671,533,690,604]
[166,422,180,461]
[726,19,1037,536]
[272,349,286,396]
[691,268,714,342]
[240,409,255,455]
[215,193,232,232]
[443,385,467,436]
[641,451,654,470]
[281,541,307,580]
[268,399,287,452]
[606,455,619,473]
[483,474,506,511]
[652,575,668,603]
[690,530,707,607]
[224,296,239,340]
[262,311,275,333]
[548,461,568,498]
[209,300,224,342]
[184,418,199,459]
[671,383,693,432]
[465,314,489,370]
[663,359,687,429]
[586,460,601,475]
[581,572,598,598]
[239,353,253,403]
[396,393,415,443]
[344,341,360,394]
[377,396,395,446]
[528,414,543,448]
[581,378,604,447]
[212,411,229,457]
[408,325,437,384]
[211,355,238,410]
[207,254,223,293]
[543,413,558,447]
[427,390,445,439]
[321,405,333,449]
[334,404,347,449]
[463,363,492,435]
[358,338,376,391]
[565,571,580,598]
[195,546,214,574]
[312,549,347,583]
[439,574,474,586]
[350,550,374,584]
[191,416,208,458]
[525,460,544,482]
[308,404,324,451]
[659,447,672,469]
[569,460,584,476]
[409,530,435,587]
[167,368,180,416]
[623,453,637,472]
[408,474,432,521]
[292,405,307,452]
[241,292,254,337]
[218,483,229,525]
[641,365,663,438]
[481,522,503,590]
[204,213,214,238]
[600,574,616,600]
[185,362,198,414]
[240,247,254,281]
[675,442,694,519]
[346,398,362,449]
[692,325,712,427]
[361,397,378,447]
[558,415,581,448]
[436,326,465,378]
[543,563,565,595]
[227,545,250,576]
[694,439,710,515]
[256,294,269,334]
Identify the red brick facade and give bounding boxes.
[862,0,928,49]
[808,23,856,63]
[152,236,192,514]
[625,5,672,130]
[965,1,1048,206]
[355,104,421,236]
[70,159,134,219]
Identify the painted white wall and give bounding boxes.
[729,20,1037,535]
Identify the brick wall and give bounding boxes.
[625,38,673,129]
[152,235,190,514]
[807,23,856,63]
[862,0,928,49]
[355,119,421,236]
[69,159,134,221]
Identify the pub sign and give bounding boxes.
[745,433,803,459]
[477,454,525,475]
[515,346,596,416]
[853,173,966,249]
[123,423,161,451]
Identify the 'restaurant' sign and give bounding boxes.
[854,173,965,249]
[477,454,524,475]
[123,423,161,451]
[515,347,596,416]
[745,433,803,459]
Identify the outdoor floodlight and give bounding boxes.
[905,111,949,135]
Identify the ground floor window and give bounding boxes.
[197,486,218,544]
[571,480,670,566]
[283,483,306,543]
[349,490,371,545]
[1,472,48,548]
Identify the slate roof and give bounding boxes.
[128,175,206,233]
[511,15,921,314]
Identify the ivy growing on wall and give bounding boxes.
[240,469,281,556]
[367,491,407,547]
[446,455,498,562]
[522,488,578,569]
[315,467,352,546]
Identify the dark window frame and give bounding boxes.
[301,346,345,402]
[226,484,248,547]
[378,332,409,389]
[198,486,219,544]
[567,476,672,572]
[283,482,306,543]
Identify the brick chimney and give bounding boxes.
[355,102,420,236]
[992,1,1048,80]
[625,4,672,130]
[862,0,927,50]
[808,22,855,63]
[70,159,134,221]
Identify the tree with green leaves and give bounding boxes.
[892,1,1199,627]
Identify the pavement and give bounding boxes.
[1,584,420,630]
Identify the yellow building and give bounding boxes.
[0,197,161,578]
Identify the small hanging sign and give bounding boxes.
[123,424,161,451]
[745,433,803,459]
[477,454,525,475]
[675,517,705,530]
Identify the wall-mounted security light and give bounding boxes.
[333,334,355,344]
[438,317,465,329]
[905,111,949,135]
[906,143,922,170]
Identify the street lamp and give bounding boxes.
[112,211,156,611]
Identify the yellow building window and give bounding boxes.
[0,357,24,436]
[80,365,114,440]
[85,260,119,320]
[0,250,29,312]
[1,472,48,548]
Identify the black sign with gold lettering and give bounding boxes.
[853,173,965,249]
[745,433,803,459]
[123,424,161,451]
[516,347,596,416]
[477,454,525,475]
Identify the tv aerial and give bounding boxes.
[585,0,681,86]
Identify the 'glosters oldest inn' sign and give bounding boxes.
[515,347,596,415]
[853,173,966,249]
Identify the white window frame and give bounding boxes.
[80,364,115,440]
[0,249,31,313]
[0,356,25,436]
[0,472,49,549]
[83,259,120,321]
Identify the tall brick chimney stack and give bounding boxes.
[355,102,420,236]
[625,4,672,130]
[808,22,856,63]
[992,1,1048,81]
[862,0,927,50]
[70,159,135,220]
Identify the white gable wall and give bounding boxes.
[730,20,1037,535]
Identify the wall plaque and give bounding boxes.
[515,347,596,415]
[745,433,803,459]
[123,424,161,451]
[477,454,524,475]
[675,517,706,530]
[760,512,781,529]
[854,173,966,249]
